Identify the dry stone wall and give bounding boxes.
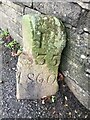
[0,0,90,110]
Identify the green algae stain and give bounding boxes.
[22,14,66,74]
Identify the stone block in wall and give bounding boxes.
[65,40,88,57]
[25,7,41,14]
[33,2,81,26]
[1,3,22,22]
[65,27,88,58]
[20,2,32,7]
[8,28,23,45]
[2,0,24,14]
[8,20,22,36]
[77,1,90,10]
[57,4,90,109]
[60,54,89,90]
[86,11,90,32]
[64,76,90,110]
[16,14,66,99]
[76,10,90,34]
[0,11,10,29]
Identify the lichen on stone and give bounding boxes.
[16,14,66,99]
[22,14,66,74]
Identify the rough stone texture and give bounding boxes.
[59,9,90,110]
[16,14,66,99]
[0,0,23,45]
[33,2,81,26]
[0,0,90,110]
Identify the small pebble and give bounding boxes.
[28,116,31,119]
[65,96,67,101]
[78,113,81,117]
[53,11,56,14]
[82,9,85,13]
[85,115,88,118]
[64,14,67,17]
[83,28,88,32]
[77,35,80,40]
[53,111,56,115]
[12,67,16,71]
[38,112,41,115]
[59,113,62,116]
[75,110,77,113]
[12,111,15,113]
[69,112,72,116]
[0,80,3,83]
[51,96,55,103]
[83,94,85,96]
[42,100,45,104]
[72,27,76,30]
[81,54,86,59]
[64,104,68,107]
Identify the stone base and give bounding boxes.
[16,53,59,99]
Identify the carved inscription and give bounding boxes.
[47,74,56,84]
[27,73,56,84]
[32,16,62,74]
[27,73,34,81]
[36,73,44,83]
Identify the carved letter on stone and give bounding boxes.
[16,14,66,99]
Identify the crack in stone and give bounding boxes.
[23,6,25,15]
[70,1,90,10]
[83,31,90,34]
[76,9,89,29]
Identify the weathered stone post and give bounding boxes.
[16,14,66,99]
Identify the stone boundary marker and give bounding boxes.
[16,14,66,99]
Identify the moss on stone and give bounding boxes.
[22,14,66,74]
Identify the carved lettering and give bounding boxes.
[27,73,34,81]
[36,73,44,83]
[36,55,46,65]
[47,74,56,84]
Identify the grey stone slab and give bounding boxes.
[64,76,90,110]
[60,54,90,93]
[33,2,81,26]
[25,7,41,14]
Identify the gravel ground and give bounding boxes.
[0,46,90,119]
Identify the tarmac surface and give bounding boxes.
[0,46,90,119]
